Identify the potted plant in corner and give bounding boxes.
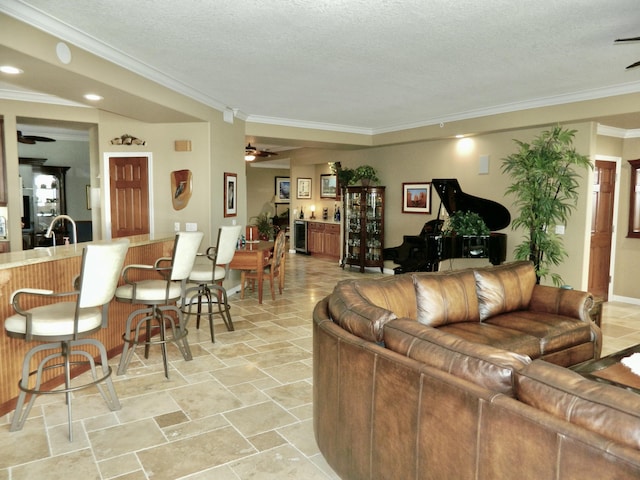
[353,165,379,186]
[502,125,592,285]
[330,162,355,189]
[251,212,273,241]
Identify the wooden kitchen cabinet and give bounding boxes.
[307,221,340,260]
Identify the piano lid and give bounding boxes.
[432,179,511,231]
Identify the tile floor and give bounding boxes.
[0,253,638,479]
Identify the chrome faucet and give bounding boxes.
[45,215,77,246]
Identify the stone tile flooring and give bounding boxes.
[0,252,638,479]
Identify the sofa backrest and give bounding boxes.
[515,360,640,450]
[384,319,531,396]
[412,268,480,326]
[327,274,416,342]
[474,260,537,321]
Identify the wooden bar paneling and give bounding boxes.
[0,239,173,416]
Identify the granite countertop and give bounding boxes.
[0,233,174,270]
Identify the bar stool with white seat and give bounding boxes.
[183,224,242,342]
[4,239,130,441]
[115,231,203,378]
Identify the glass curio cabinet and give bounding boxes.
[342,185,385,273]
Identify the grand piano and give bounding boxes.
[384,179,510,274]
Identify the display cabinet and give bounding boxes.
[342,186,385,272]
[19,162,69,249]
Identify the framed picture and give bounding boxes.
[224,172,237,217]
[402,182,431,214]
[275,176,290,203]
[297,177,312,199]
[320,174,337,198]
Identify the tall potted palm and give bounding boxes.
[502,125,592,285]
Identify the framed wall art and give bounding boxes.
[402,182,431,214]
[275,176,290,203]
[320,174,337,198]
[297,177,312,199]
[224,172,237,217]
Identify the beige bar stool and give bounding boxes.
[4,239,130,441]
[115,231,203,378]
[183,225,241,342]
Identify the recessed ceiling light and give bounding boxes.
[0,65,23,75]
[84,93,103,101]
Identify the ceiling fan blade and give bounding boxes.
[626,59,640,70]
[18,137,36,144]
[255,150,278,157]
[25,135,56,142]
[615,36,640,43]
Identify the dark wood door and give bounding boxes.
[588,160,616,299]
[109,156,149,238]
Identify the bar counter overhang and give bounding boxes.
[0,234,175,416]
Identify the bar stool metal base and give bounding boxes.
[118,304,192,378]
[11,338,120,441]
[183,283,234,343]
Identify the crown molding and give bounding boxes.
[0,87,88,107]
[0,2,230,112]
[3,2,640,138]
[597,124,640,138]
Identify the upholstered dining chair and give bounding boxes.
[182,224,242,342]
[241,229,286,302]
[115,231,203,378]
[4,239,130,441]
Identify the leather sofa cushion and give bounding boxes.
[438,322,542,359]
[384,319,531,395]
[327,275,416,342]
[474,261,537,321]
[485,311,592,354]
[355,274,417,320]
[516,360,640,450]
[412,270,480,327]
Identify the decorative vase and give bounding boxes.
[360,178,371,187]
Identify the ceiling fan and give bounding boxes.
[615,36,640,69]
[245,143,278,161]
[17,130,56,144]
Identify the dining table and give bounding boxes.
[229,240,274,304]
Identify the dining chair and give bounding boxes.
[4,239,130,441]
[183,224,242,342]
[241,230,286,302]
[115,231,203,378]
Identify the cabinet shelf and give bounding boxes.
[342,186,385,273]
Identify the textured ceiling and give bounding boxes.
[2,0,640,133]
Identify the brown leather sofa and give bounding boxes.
[313,261,640,479]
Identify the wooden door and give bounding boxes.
[109,156,150,238]
[588,160,616,299]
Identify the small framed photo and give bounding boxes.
[297,177,312,199]
[224,172,237,217]
[320,174,337,198]
[275,176,290,203]
[402,182,431,214]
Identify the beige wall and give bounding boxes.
[246,164,290,224]
[289,123,596,288]
[612,138,640,301]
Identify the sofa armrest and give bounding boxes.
[528,285,594,322]
[327,281,397,343]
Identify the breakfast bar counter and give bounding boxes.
[0,234,175,416]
